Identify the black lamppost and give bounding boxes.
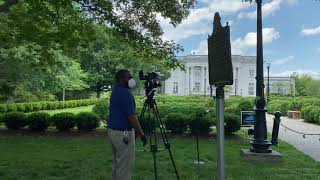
[267,62,271,104]
[243,0,272,153]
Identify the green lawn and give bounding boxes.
[41,105,94,115]
[0,133,319,180]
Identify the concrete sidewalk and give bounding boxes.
[266,114,320,162]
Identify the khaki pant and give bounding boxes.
[108,129,135,180]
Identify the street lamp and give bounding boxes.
[243,0,272,153]
[267,62,271,104]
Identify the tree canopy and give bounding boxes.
[0,0,193,102]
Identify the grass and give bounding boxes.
[0,133,319,180]
[41,105,94,115]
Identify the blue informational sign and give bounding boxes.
[241,111,255,126]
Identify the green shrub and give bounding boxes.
[189,115,214,136]
[47,102,58,110]
[57,102,65,109]
[225,107,240,116]
[76,112,100,131]
[40,102,48,110]
[6,104,17,112]
[16,103,25,112]
[164,113,188,134]
[138,115,157,134]
[3,112,28,130]
[92,99,109,120]
[24,103,34,112]
[31,102,42,111]
[224,113,241,135]
[301,106,314,120]
[0,114,4,124]
[238,99,254,111]
[0,104,7,113]
[27,112,50,132]
[308,108,320,123]
[51,112,76,131]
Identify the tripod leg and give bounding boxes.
[141,100,158,180]
[148,105,158,180]
[152,100,180,180]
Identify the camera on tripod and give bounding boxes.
[139,70,161,95]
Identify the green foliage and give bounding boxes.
[27,112,50,132]
[189,115,214,136]
[24,103,34,112]
[31,102,42,111]
[47,102,58,110]
[224,113,241,135]
[76,112,100,131]
[3,112,27,130]
[238,99,254,111]
[268,100,293,115]
[15,103,25,112]
[6,104,17,112]
[0,104,7,113]
[51,113,76,132]
[92,99,109,120]
[138,115,157,134]
[0,113,3,124]
[164,113,188,134]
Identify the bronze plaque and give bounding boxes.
[208,12,233,86]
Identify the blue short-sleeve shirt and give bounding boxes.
[108,84,136,130]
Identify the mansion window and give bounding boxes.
[249,69,254,77]
[248,83,254,95]
[194,82,200,92]
[194,66,202,79]
[173,82,178,94]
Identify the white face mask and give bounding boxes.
[128,78,136,89]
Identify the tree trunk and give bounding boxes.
[62,88,66,101]
[96,86,101,98]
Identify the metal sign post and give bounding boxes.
[216,86,225,180]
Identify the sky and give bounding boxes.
[158,0,320,77]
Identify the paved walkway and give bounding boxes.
[266,114,320,162]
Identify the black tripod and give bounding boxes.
[139,89,180,180]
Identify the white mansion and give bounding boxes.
[163,55,295,97]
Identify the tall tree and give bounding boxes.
[0,0,195,67]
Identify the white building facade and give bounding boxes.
[164,55,295,97]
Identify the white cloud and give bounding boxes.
[191,28,280,55]
[238,0,282,19]
[301,26,320,36]
[272,56,294,65]
[232,28,280,55]
[159,0,251,42]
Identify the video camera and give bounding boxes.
[139,70,161,95]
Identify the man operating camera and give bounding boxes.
[108,69,147,180]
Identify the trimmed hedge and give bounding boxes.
[224,113,241,135]
[92,99,109,120]
[3,112,28,130]
[76,112,100,131]
[189,115,214,136]
[0,99,98,113]
[27,112,50,132]
[164,113,189,134]
[138,115,157,134]
[51,112,76,132]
